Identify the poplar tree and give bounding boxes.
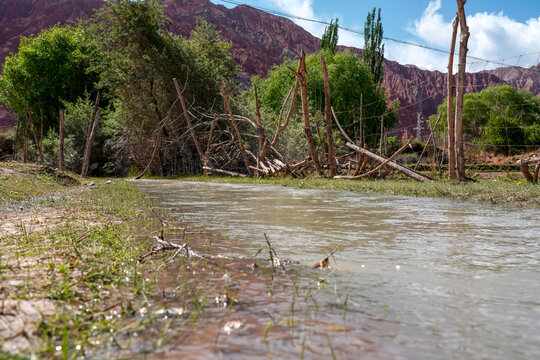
[321,18,339,53]
[363,8,384,85]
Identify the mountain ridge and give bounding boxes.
[1,0,538,136]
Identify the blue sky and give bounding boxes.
[210,0,540,72]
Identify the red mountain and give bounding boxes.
[1,0,539,137]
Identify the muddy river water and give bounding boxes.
[136,179,540,359]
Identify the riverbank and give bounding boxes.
[0,162,167,358]
[174,172,540,208]
[1,163,347,359]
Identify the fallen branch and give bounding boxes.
[334,138,413,179]
[203,166,247,177]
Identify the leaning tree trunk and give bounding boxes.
[455,0,470,181]
[447,13,459,179]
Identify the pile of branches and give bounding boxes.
[137,51,432,182]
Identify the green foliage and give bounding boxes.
[249,50,397,153]
[430,85,540,154]
[363,8,384,85]
[321,19,339,54]
[0,24,99,133]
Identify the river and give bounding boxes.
[136,179,540,359]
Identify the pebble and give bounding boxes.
[105,180,112,184]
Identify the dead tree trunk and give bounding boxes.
[59,109,65,173]
[173,78,206,169]
[28,109,43,164]
[81,91,101,178]
[221,85,252,175]
[291,49,322,175]
[455,0,470,181]
[447,14,459,179]
[321,54,337,177]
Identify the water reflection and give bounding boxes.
[137,179,540,359]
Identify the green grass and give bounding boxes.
[171,173,540,208]
[0,170,164,359]
[0,161,79,205]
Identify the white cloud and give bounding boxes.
[267,0,325,36]
[387,0,540,72]
[268,0,540,72]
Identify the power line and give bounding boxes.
[214,0,540,70]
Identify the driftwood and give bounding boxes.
[517,157,540,183]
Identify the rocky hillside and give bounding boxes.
[1,0,539,136]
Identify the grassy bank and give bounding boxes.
[174,173,540,208]
[0,163,165,358]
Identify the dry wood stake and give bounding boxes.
[455,0,470,180]
[447,14,459,179]
[291,50,322,175]
[173,78,206,168]
[221,85,252,175]
[321,55,337,177]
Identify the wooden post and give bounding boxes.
[59,109,65,173]
[455,0,470,181]
[81,92,101,178]
[291,49,322,175]
[447,13,458,179]
[220,85,252,175]
[173,78,206,169]
[321,54,337,177]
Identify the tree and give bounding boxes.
[0,24,99,137]
[363,7,385,85]
[321,18,339,54]
[250,50,397,152]
[84,0,238,174]
[430,85,540,155]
